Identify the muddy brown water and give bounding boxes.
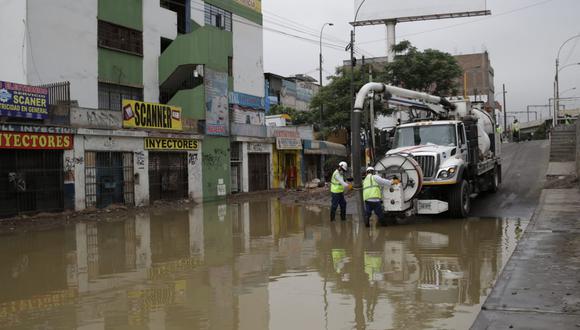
[0,199,526,330]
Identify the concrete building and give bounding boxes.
[0,0,267,216]
[264,73,320,112]
[454,52,496,107]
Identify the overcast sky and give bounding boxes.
[262,0,580,123]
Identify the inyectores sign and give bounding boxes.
[0,81,48,119]
[122,100,182,131]
[0,132,73,150]
[145,138,199,151]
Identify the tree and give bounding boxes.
[309,66,369,137]
[309,41,462,137]
[380,40,463,96]
[268,104,313,126]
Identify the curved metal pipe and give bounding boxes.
[354,83,453,111]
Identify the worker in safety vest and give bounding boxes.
[363,167,400,227]
[330,161,351,222]
[496,125,503,142]
[512,119,520,143]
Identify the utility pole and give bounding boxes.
[350,0,367,222]
[502,84,507,133]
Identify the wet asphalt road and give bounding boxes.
[470,140,550,219]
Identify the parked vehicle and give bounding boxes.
[355,83,501,219]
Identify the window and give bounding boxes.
[228,56,233,76]
[98,20,143,55]
[98,83,143,111]
[204,3,232,31]
[458,124,466,145]
[394,125,457,148]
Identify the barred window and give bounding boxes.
[98,20,143,55]
[204,3,232,31]
[98,83,143,111]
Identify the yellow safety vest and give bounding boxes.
[364,253,382,282]
[332,249,347,274]
[513,123,520,132]
[330,169,345,193]
[363,174,381,201]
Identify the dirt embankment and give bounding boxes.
[0,199,197,235]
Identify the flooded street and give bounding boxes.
[0,199,526,330]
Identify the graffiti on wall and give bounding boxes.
[64,157,84,183]
[202,148,228,168]
[65,157,84,172]
[188,153,198,166]
[134,151,145,169]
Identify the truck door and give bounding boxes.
[457,123,468,162]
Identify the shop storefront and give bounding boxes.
[0,129,73,217]
[247,142,271,192]
[302,140,347,184]
[145,137,199,202]
[84,151,135,209]
[272,131,302,189]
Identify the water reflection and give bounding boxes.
[0,200,525,329]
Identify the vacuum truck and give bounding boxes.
[354,83,501,219]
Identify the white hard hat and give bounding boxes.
[339,161,348,171]
[366,166,375,172]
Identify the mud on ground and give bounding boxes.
[544,175,579,189]
[0,199,197,235]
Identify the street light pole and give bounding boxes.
[555,62,580,125]
[318,22,333,182]
[319,23,334,132]
[554,34,580,126]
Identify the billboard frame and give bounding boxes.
[351,10,491,26]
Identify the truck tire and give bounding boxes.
[489,166,500,193]
[448,180,470,218]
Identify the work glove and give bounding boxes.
[392,178,401,185]
[348,184,353,190]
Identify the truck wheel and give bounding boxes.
[489,166,500,193]
[448,180,470,218]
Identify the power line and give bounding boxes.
[191,3,377,57]
[189,3,348,52]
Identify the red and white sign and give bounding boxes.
[0,131,73,150]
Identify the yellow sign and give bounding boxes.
[122,100,182,131]
[145,137,199,151]
[235,0,261,12]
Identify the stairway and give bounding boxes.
[550,125,577,162]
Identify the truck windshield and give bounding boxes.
[394,124,457,148]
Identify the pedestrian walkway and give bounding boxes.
[471,188,580,329]
[546,162,576,176]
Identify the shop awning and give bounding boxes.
[303,140,347,156]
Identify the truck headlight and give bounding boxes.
[438,166,457,179]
